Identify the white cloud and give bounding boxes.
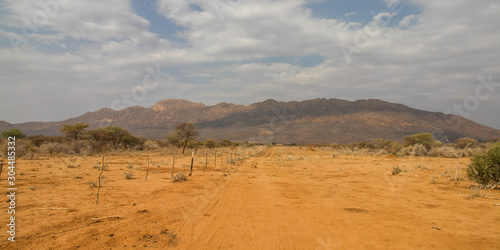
[383,0,400,8]
[345,11,357,16]
[0,0,499,129]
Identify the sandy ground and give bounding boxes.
[1,146,499,249]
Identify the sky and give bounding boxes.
[0,0,499,130]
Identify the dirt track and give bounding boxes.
[1,146,499,249]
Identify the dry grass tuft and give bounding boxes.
[173,172,187,182]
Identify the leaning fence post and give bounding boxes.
[189,151,194,176]
[171,154,176,179]
[205,153,208,171]
[96,155,104,205]
[145,155,150,182]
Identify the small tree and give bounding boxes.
[467,144,500,189]
[60,123,89,140]
[454,137,478,149]
[204,139,217,150]
[123,134,143,150]
[169,122,199,154]
[219,139,232,147]
[186,140,202,149]
[403,133,435,149]
[104,126,133,151]
[2,129,26,138]
[376,139,402,154]
[167,133,182,148]
[28,135,49,147]
[485,138,498,143]
[85,128,111,152]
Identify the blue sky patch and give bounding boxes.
[131,0,185,43]
[306,0,421,27]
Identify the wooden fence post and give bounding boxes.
[96,155,104,205]
[145,155,150,182]
[189,151,194,176]
[171,154,176,178]
[205,153,208,171]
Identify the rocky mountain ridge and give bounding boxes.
[1,98,499,144]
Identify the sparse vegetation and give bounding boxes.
[392,166,403,175]
[3,144,499,249]
[123,170,135,179]
[87,180,98,188]
[431,176,438,184]
[168,122,199,154]
[403,133,435,150]
[204,139,218,150]
[467,144,500,189]
[455,137,478,149]
[60,123,90,141]
[1,128,26,138]
[466,186,482,199]
[173,172,187,182]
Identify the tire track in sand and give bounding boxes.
[176,147,310,249]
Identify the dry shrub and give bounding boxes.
[38,142,64,155]
[123,170,135,179]
[412,144,428,156]
[0,139,6,158]
[428,146,485,158]
[467,145,500,189]
[463,148,485,157]
[376,139,402,154]
[428,146,456,158]
[401,144,428,156]
[144,140,161,151]
[356,148,373,156]
[5,139,37,158]
[392,166,403,175]
[401,146,412,156]
[173,172,187,182]
[70,140,93,155]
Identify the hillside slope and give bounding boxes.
[1,98,498,143]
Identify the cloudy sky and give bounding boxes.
[0,0,499,129]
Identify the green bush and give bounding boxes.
[392,166,403,175]
[454,137,478,148]
[403,133,435,149]
[467,145,500,189]
[1,129,26,138]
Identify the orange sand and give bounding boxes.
[1,146,499,249]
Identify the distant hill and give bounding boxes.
[1,98,499,144]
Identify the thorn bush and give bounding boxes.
[467,144,500,189]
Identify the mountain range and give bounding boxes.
[1,98,499,144]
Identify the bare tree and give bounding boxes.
[171,122,199,154]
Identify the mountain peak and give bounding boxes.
[150,99,205,112]
[1,98,498,143]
